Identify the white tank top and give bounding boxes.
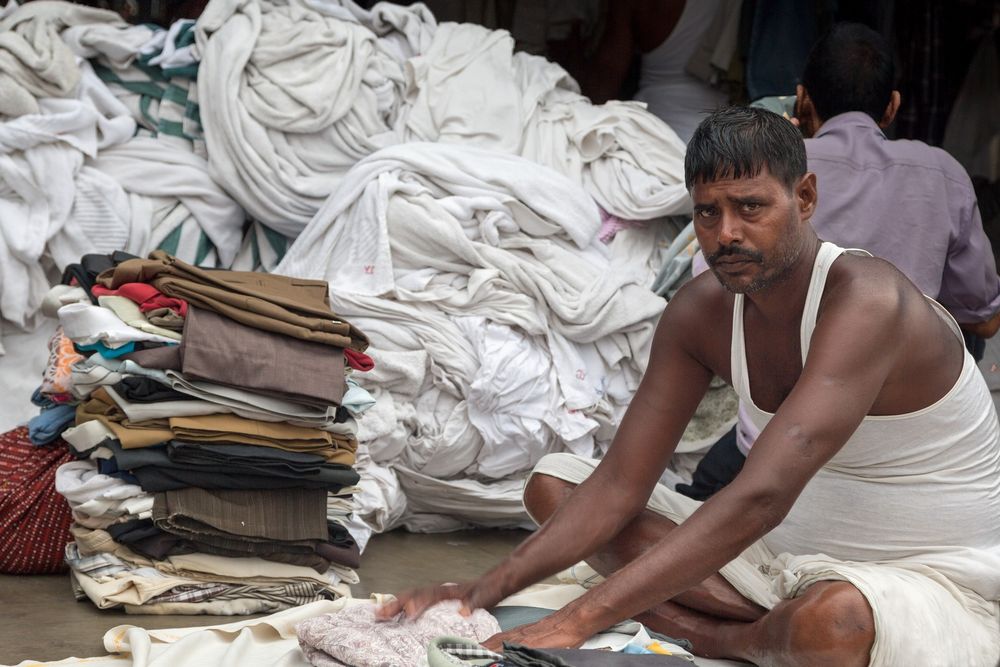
[634,0,728,143]
[732,241,1000,600]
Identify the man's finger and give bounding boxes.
[374,598,403,620]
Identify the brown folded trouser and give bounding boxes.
[76,388,173,449]
[95,251,369,351]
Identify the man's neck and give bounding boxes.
[743,236,822,323]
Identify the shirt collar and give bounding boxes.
[814,111,885,140]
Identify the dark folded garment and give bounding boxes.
[113,376,191,403]
[109,518,331,572]
[503,644,692,666]
[154,487,328,542]
[104,439,359,492]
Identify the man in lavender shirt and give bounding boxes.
[795,22,1000,345]
[678,22,1000,500]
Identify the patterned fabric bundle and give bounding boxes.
[0,426,74,574]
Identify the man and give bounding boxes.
[379,107,1000,666]
[678,22,1000,500]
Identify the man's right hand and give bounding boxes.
[374,577,505,621]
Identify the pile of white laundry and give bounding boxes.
[0,0,735,539]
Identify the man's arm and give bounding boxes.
[377,280,717,620]
[940,181,1000,336]
[493,276,904,647]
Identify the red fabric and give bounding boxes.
[91,282,188,317]
[345,348,375,372]
[0,427,73,574]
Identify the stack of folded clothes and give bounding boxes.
[47,250,374,614]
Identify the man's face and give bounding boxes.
[691,168,807,294]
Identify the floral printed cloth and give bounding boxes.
[296,600,500,667]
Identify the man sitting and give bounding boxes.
[680,22,1000,500]
[379,107,1000,666]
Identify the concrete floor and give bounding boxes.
[0,528,529,666]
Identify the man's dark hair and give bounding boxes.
[801,22,894,123]
[684,106,807,191]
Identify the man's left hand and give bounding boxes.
[482,614,589,652]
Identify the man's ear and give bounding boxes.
[796,172,818,221]
[879,91,901,128]
[795,85,821,138]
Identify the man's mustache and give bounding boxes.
[707,246,764,264]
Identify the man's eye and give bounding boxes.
[742,203,761,212]
[697,208,717,218]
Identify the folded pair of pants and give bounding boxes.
[96,250,369,350]
[76,388,173,448]
[168,413,356,464]
[104,439,359,492]
[153,487,328,543]
[181,306,346,406]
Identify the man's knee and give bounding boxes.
[523,472,575,524]
[782,581,875,667]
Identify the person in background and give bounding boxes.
[582,0,729,143]
[795,21,1000,350]
[677,22,1000,501]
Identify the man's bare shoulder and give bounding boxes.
[822,252,916,316]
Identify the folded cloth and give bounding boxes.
[0,427,74,574]
[55,459,149,527]
[28,402,77,444]
[92,281,188,317]
[296,600,500,667]
[181,306,346,406]
[97,295,183,341]
[76,387,173,448]
[502,643,693,666]
[113,375,192,402]
[41,327,85,394]
[102,438,359,491]
[168,413,356,463]
[111,518,332,573]
[58,301,181,347]
[95,251,368,350]
[154,487,329,543]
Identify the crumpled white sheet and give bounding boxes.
[0,90,138,336]
[0,0,126,116]
[399,22,691,220]
[195,0,435,234]
[91,136,245,267]
[277,142,664,493]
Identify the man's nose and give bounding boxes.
[717,212,743,245]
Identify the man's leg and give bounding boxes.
[524,473,875,667]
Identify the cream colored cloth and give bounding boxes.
[12,598,382,667]
[531,453,1000,667]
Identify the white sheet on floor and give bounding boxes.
[195,0,435,234]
